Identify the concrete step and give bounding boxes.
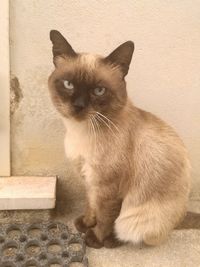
[0,176,57,210]
[88,229,200,267]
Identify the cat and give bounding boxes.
[48,30,191,249]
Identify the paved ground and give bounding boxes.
[0,175,200,267]
[88,229,200,267]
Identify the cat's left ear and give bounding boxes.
[50,30,77,63]
[106,41,134,77]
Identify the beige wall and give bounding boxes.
[10,1,200,194]
[0,0,10,176]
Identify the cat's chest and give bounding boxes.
[63,118,91,159]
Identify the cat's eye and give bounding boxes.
[63,80,74,90]
[93,87,106,96]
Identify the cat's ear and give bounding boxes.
[106,41,134,77]
[50,30,77,60]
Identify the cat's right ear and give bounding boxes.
[105,41,134,77]
[50,30,77,65]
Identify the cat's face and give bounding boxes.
[48,30,134,121]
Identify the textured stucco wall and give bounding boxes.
[10,1,200,195]
[0,0,10,176]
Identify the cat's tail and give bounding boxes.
[176,212,200,229]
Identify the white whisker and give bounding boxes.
[91,115,97,153]
[93,115,101,136]
[93,115,106,153]
[95,113,119,139]
[96,111,120,133]
[88,118,93,144]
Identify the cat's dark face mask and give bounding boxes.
[48,30,134,122]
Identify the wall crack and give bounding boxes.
[10,76,23,115]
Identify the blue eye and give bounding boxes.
[93,87,106,96]
[63,80,74,90]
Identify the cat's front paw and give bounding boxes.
[104,233,123,248]
[74,215,89,233]
[85,229,103,249]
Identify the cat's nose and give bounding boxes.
[73,97,86,111]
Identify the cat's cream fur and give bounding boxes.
[63,100,191,245]
[48,30,191,248]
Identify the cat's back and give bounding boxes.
[131,106,186,151]
[129,105,190,186]
[116,106,191,246]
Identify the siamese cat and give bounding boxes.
[48,30,191,248]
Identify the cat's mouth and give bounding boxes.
[70,107,89,121]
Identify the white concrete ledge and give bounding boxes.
[0,176,57,210]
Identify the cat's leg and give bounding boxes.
[85,196,122,249]
[75,160,97,233]
[103,232,123,248]
[74,200,96,233]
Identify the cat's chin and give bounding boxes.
[63,112,89,123]
[71,114,89,122]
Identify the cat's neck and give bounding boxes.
[62,99,138,135]
[62,99,139,160]
[62,116,88,134]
